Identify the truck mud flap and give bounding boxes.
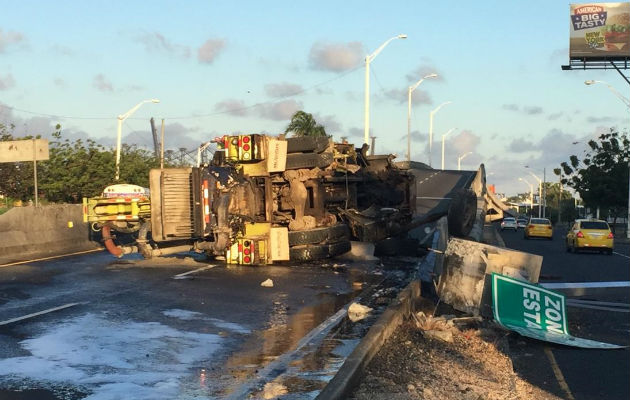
[286,136,329,154]
[285,151,333,170]
[288,224,350,246]
[289,240,351,262]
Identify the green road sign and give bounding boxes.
[492,273,567,334]
[491,273,625,349]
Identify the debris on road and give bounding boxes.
[260,278,274,288]
[348,302,373,322]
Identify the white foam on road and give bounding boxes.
[163,308,250,334]
[0,312,230,399]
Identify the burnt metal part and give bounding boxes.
[288,224,351,246]
[286,136,330,154]
[374,237,423,257]
[289,240,352,262]
[285,152,334,170]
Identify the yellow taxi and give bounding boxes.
[524,218,553,240]
[566,219,614,255]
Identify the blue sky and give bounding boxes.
[0,0,628,196]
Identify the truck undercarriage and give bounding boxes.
[84,135,475,264]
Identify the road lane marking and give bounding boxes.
[0,303,83,326]
[226,299,355,399]
[0,248,104,268]
[566,300,630,313]
[173,265,216,279]
[613,251,630,259]
[541,281,630,289]
[544,347,576,400]
[566,298,630,308]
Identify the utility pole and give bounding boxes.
[150,118,160,158]
[370,136,376,156]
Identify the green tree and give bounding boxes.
[556,128,629,231]
[284,111,328,137]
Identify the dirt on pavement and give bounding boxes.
[350,313,563,400]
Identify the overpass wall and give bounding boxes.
[0,204,99,265]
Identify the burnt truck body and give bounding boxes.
[84,134,419,264]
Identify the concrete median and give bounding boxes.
[0,204,100,265]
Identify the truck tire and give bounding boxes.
[286,151,334,170]
[286,136,330,154]
[289,240,351,262]
[447,189,477,238]
[288,224,351,246]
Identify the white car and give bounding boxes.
[517,218,528,229]
[501,217,517,231]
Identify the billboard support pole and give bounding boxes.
[610,61,630,85]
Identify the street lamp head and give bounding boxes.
[397,34,408,39]
[150,99,160,103]
[584,80,596,86]
[424,73,438,79]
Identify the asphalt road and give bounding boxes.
[0,251,386,399]
[499,225,630,400]
[412,169,476,216]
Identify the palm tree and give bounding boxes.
[284,111,328,137]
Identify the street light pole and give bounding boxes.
[457,151,472,171]
[407,73,437,161]
[429,101,452,167]
[364,34,407,148]
[441,127,456,170]
[585,79,630,239]
[519,177,534,215]
[526,169,543,218]
[115,99,160,181]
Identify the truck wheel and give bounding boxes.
[286,136,330,154]
[289,240,351,262]
[286,152,333,170]
[288,224,351,246]
[447,189,477,238]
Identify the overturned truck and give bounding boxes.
[84,134,427,264]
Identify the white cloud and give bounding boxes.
[198,38,225,64]
[136,32,191,59]
[93,74,113,92]
[215,99,249,117]
[265,82,303,98]
[0,73,15,90]
[257,99,302,121]
[308,41,363,72]
[0,29,25,52]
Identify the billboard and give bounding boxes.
[570,2,630,59]
[0,139,49,163]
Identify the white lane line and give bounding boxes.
[567,299,630,308]
[613,251,630,259]
[0,248,104,268]
[544,347,576,400]
[173,265,216,279]
[541,281,630,289]
[566,301,630,313]
[0,303,83,326]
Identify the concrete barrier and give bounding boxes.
[0,204,100,265]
